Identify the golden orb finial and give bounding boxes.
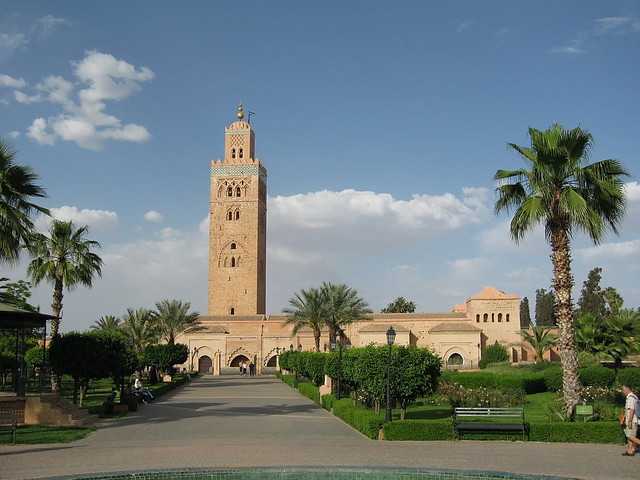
[237,102,244,119]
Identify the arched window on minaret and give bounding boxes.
[235,210,240,220]
[227,186,233,197]
[231,257,236,267]
[232,148,236,159]
[498,313,503,322]
[236,186,241,197]
[506,314,510,322]
[230,307,235,315]
[231,243,236,250]
[228,211,233,221]
[239,148,243,158]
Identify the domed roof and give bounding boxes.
[228,121,251,130]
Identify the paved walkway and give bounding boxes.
[0,375,635,480]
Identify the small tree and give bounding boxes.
[576,267,606,318]
[520,297,532,328]
[479,341,509,369]
[513,326,557,363]
[535,289,556,327]
[381,297,416,313]
[142,343,188,379]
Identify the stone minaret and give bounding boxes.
[208,103,267,315]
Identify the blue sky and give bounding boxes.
[1,2,638,333]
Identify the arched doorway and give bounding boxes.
[266,355,277,367]
[230,354,249,367]
[199,355,212,374]
[447,353,464,366]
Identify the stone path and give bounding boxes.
[0,375,636,480]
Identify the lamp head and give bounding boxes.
[386,326,396,345]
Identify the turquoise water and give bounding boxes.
[45,467,575,480]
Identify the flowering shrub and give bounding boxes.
[433,381,525,408]
[580,386,617,404]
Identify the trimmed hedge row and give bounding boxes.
[617,368,640,391]
[326,396,383,439]
[440,371,547,394]
[381,419,622,443]
[147,371,198,398]
[297,382,320,404]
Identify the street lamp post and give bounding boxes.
[385,326,396,423]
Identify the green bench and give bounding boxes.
[452,407,526,441]
[0,409,17,445]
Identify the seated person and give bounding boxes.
[134,377,154,404]
[103,388,117,414]
[181,368,191,381]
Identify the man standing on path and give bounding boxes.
[621,384,640,456]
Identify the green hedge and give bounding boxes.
[321,394,336,411]
[331,398,383,439]
[381,420,622,443]
[439,371,546,394]
[579,365,616,388]
[617,368,640,391]
[298,382,320,404]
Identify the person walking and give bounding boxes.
[621,384,640,456]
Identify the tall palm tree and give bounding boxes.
[0,137,49,264]
[513,326,558,363]
[90,315,121,332]
[381,296,416,313]
[321,282,372,344]
[152,299,203,345]
[494,123,630,414]
[26,220,103,337]
[282,287,326,352]
[121,307,157,354]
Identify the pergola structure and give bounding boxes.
[0,303,57,396]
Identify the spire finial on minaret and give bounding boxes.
[237,102,244,120]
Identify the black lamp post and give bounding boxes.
[385,326,396,423]
[191,346,203,372]
[298,343,302,352]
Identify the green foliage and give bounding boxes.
[578,365,616,388]
[0,425,94,445]
[152,299,202,345]
[478,341,509,369]
[616,368,640,391]
[382,419,451,441]
[519,297,532,328]
[390,345,441,416]
[439,370,547,394]
[576,267,607,318]
[24,345,47,368]
[0,279,38,311]
[381,296,416,313]
[535,288,556,327]
[437,381,525,408]
[281,286,326,352]
[90,315,121,332]
[299,351,326,386]
[514,326,557,364]
[321,394,336,411]
[542,366,564,392]
[278,350,293,372]
[297,381,320,404]
[141,343,189,375]
[331,398,383,439]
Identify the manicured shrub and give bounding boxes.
[529,421,620,443]
[579,365,616,388]
[382,420,451,441]
[298,382,320,404]
[543,366,563,392]
[616,367,640,391]
[439,372,498,388]
[280,374,296,387]
[478,341,509,369]
[438,381,525,408]
[331,398,383,439]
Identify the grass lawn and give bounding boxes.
[0,425,95,445]
[482,362,560,375]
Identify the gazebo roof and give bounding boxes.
[0,303,58,329]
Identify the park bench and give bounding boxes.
[0,408,17,445]
[452,407,526,441]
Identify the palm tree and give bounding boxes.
[26,220,103,337]
[282,287,326,352]
[0,137,49,264]
[494,123,630,414]
[381,296,416,313]
[90,315,121,332]
[152,299,203,345]
[513,326,558,363]
[595,315,639,371]
[121,307,157,354]
[321,282,372,344]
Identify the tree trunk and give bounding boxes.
[72,378,79,404]
[49,275,64,392]
[551,226,581,417]
[314,330,321,352]
[375,402,380,415]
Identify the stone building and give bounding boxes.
[177,105,522,374]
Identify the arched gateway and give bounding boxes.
[199,356,212,374]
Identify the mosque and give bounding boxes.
[176,104,522,375]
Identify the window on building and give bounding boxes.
[492,313,495,322]
[231,243,236,249]
[239,148,243,158]
[476,314,480,323]
[235,211,240,220]
[236,186,241,197]
[506,314,510,322]
[498,313,503,322]
[232,148,236,158]
[230,307,235,315]
[227,186,233,196]
[231,257,236,267]
[483,313,488,322]
[228,211,232,221]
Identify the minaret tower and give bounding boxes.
[208,103,267,315]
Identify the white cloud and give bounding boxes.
[34,206,119,232]
[553,15,640,54]
[625,182,640,202]
[18,50,154,150]
[575,238,640,260]
[158,227,182,241]
[0,74,27,88]
[144,210,164,223]
[8,131,20,139]
[34,15,73,37]
[0,33,28,56]
[551,45,585,55]
[457,20,474,32]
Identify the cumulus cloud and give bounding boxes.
[575,238,640,260]
[0,33,28,56]
[9,131,20,139]
[144,210,164,223]
[14,50,154,150]
[34,206,119,232]
[0,74,27,88]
